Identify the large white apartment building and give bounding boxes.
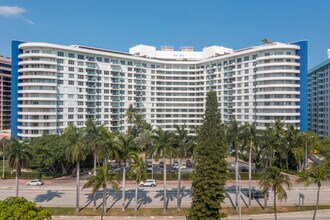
[308,50,330,137]
[11,40,308,140]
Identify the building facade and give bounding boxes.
[0,56,11,131]
[11,40,308,140]
[308,54,330,137]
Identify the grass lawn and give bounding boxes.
[45,205,330,216]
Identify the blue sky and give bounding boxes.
[0,0,329,67]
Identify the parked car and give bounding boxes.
[139,179,157,187]
[186,160,192,168]
[173,163,186,170]
[159,161,164,168]
[26,179,44,186]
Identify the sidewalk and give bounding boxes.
[52,209,330,220]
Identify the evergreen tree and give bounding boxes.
[187,91,227,220]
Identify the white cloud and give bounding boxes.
[0,6,25,17]
[0,6,34,25]
[23,18,34,25]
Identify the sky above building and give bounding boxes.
[0,0,329,68]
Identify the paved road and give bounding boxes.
[1,179,330,209]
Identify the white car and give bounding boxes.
[139,179,157,187]
[26,179,44,186]
[173,164,186,170]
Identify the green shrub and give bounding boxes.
[0,197,51,220]
[3,171,41,179]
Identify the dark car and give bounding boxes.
[159,161,164,168]
[186,160,192,168]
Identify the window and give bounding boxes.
[69,67,75,72]
[104,58,110,63]
[244,56,249,61]
[57,80,63,84]
[68,108,74,112]
[57,52,64,57]
[78,68,84,73]
[69,74,74,78]
[68,94,75,99]
[68,81,74,85]
[68,115,74,119]
[68,53,75,58]
[78,54,84,60]
[68,60,75,65]
[96,57,102,62]
[57,59,64,64]
[78,75,84,79]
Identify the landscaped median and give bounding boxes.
[45,205,330,217]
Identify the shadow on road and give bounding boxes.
[34,190,64,202]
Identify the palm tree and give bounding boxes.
[128,152,145,211]
[259,166,291,220]
[296,164,328,220]
[241,122,259,208]
[226,120,242,210]
[126,104,137,129]
[97,127,119,164]
[271,120,286,168]
[1,137,10,179]
[174,124,194,211]
[83,164,119,220]
[135,129,154,175]
[285,124,301,170]
[151,128,176,213]
[115,133,137,210]
[84,118,104,209]
[5,139,32,197]
[62,124,89,213]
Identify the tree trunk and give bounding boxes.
[102,185,107,217]
[163,157,167,213]
[313,183,321,220]
[286,154,289,171]
[76,162,80,213]
[235,148,239,210]
[274,189,277,220]
[264,192,268,211]
[248,144,252,209]
[15,166,19,197]
[145,151,148,176]
[135,186,138,212]
[177,157,182,211]
[122,161,126,211]
[93,152,97,210]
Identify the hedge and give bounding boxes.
[124,172,263,181]
[3,171,41,179]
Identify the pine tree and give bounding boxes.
[187,91,227,220]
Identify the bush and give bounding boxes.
[0,197,51,220]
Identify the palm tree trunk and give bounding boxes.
[93,152,97,210]
[177,157,182,211]
[313,183,321,220]
[145,151,148,176]
[135,186,138,212]
[76,162,80,214]
[102,185,107,216]
[235,148,239,210]
[286,154,289,171]
[248,145,252,209]
[274,189,277,220]
[122,161,126,211]
[264,192,268,211]
[163,157,167,213]
[15,166,19,197]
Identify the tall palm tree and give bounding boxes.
[1,137,10,179]
[62,124,89,213]
[135,129,154,174]
[271,120,286,168]
[97,127,119,164]
[84,118,104,210]
[226,120,242,210]
[83,164,119,220]
[260,126,277,168]
[115,133,137,210]
[241,122,259,209]
[128,152,145,211]
[285,124,301,170]
[5,139,32,197]
[296,164,328,220]
[174,124,194,211]
[126,104,137,129]
[151,128,176,213]
[259,166,291,220]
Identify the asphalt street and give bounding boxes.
[1,179,330,210]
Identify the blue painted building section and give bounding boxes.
[292,40,308,132]
[11,40,24,138]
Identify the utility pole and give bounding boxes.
[238,174,241,220]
